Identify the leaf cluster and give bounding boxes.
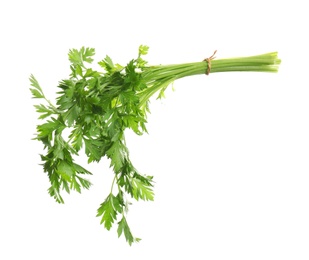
[30,46,154,245]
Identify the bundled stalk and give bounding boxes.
[30,45,281,245]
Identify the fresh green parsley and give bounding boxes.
[30,45,280,245]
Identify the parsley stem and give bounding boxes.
[110,174,117,194]
[44,97,62,114]
[111,173,122,197]
[139,52,280,106]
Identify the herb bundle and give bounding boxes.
[30,45,281,245]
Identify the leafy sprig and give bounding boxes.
[30,45,280,245]
[31,46,155,245]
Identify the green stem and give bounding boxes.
[138,52,281,106]
[110,174,117,194]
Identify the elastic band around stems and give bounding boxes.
[204,50,217,75]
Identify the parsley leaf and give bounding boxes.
[29,74,44,99]
[117,216,141,246]
[97,193,123,230]
[68,47,95,67]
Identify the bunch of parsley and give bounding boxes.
[30,45,280,245]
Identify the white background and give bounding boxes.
[1,0,309,259]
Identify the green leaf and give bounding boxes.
[35,117,64,145]
[34,104,53,119]
[131,175,154,201]
[56,160,74,181]
[98,55,115,72]
[70,65,77,78]
[81,47,96,63]
[83,137,109,163]
[84,68,100,78]
[48,183,64,204]
[71,176,81,193]
[63,104,80,127]
[68,47,95,67]
[61,179,71,194]
[73,163,92,175]
[122,114,146,135]
[29,74,44,98]
[117,216,141,246]
[56,93,74,110]
[76,64,83,77]
[30,88,44,98]
[86,96,101,105]
[117,170,134,196]
[69,127,83,151]
[138,45,149,56]
[53,138,65,160]
[68,48,81,65]
[29,74,43,91]
[48,187,64,203]
[136,45,149,68]
[106,141,126,173]
[97,194,123,230]
[76,175,92,189]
